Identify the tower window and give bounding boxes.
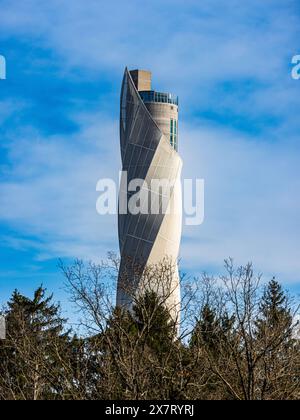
[170,119,178,151]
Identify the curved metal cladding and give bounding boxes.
[117,68,182,318]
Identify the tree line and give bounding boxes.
[0,257,299,400]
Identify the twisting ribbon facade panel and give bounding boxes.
[117,68,182,319]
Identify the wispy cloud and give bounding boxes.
[180,122,300,284]
[0,0,299,289]
[0,112,119,261]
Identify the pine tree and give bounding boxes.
[190,304,235,354]
[190,305,217,350]
[189,304,237,399]
[0,286,67,400]
[254,278,297,399]
[133,290,176,354]
[256,278,293,342]
[7,287,65,338]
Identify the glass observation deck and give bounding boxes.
[139,90,178,106]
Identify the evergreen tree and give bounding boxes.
[254,279,297,399]
[7,287,65,338]
[0,287,67,400]
[190,304,235,354]
[189,304,237,399]
[256,278,293,341]
[190,304,217,350]
[133,290,176,354]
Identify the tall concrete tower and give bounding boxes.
[117,68,182,319]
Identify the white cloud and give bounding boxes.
[1,0,299,132]
[0,113,299,285]
[0,0,299,287]
[180,123,300,284]
[0,112,120,262]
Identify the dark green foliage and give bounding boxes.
[190,304,235,354]
[0,286,68,400]
[256,278,293,339]
[133,290,176,355]
[6,286,65,340]
[0,274,299,400]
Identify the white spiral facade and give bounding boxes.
[117,68,182,319]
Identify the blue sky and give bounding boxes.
[0,0,300,309]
